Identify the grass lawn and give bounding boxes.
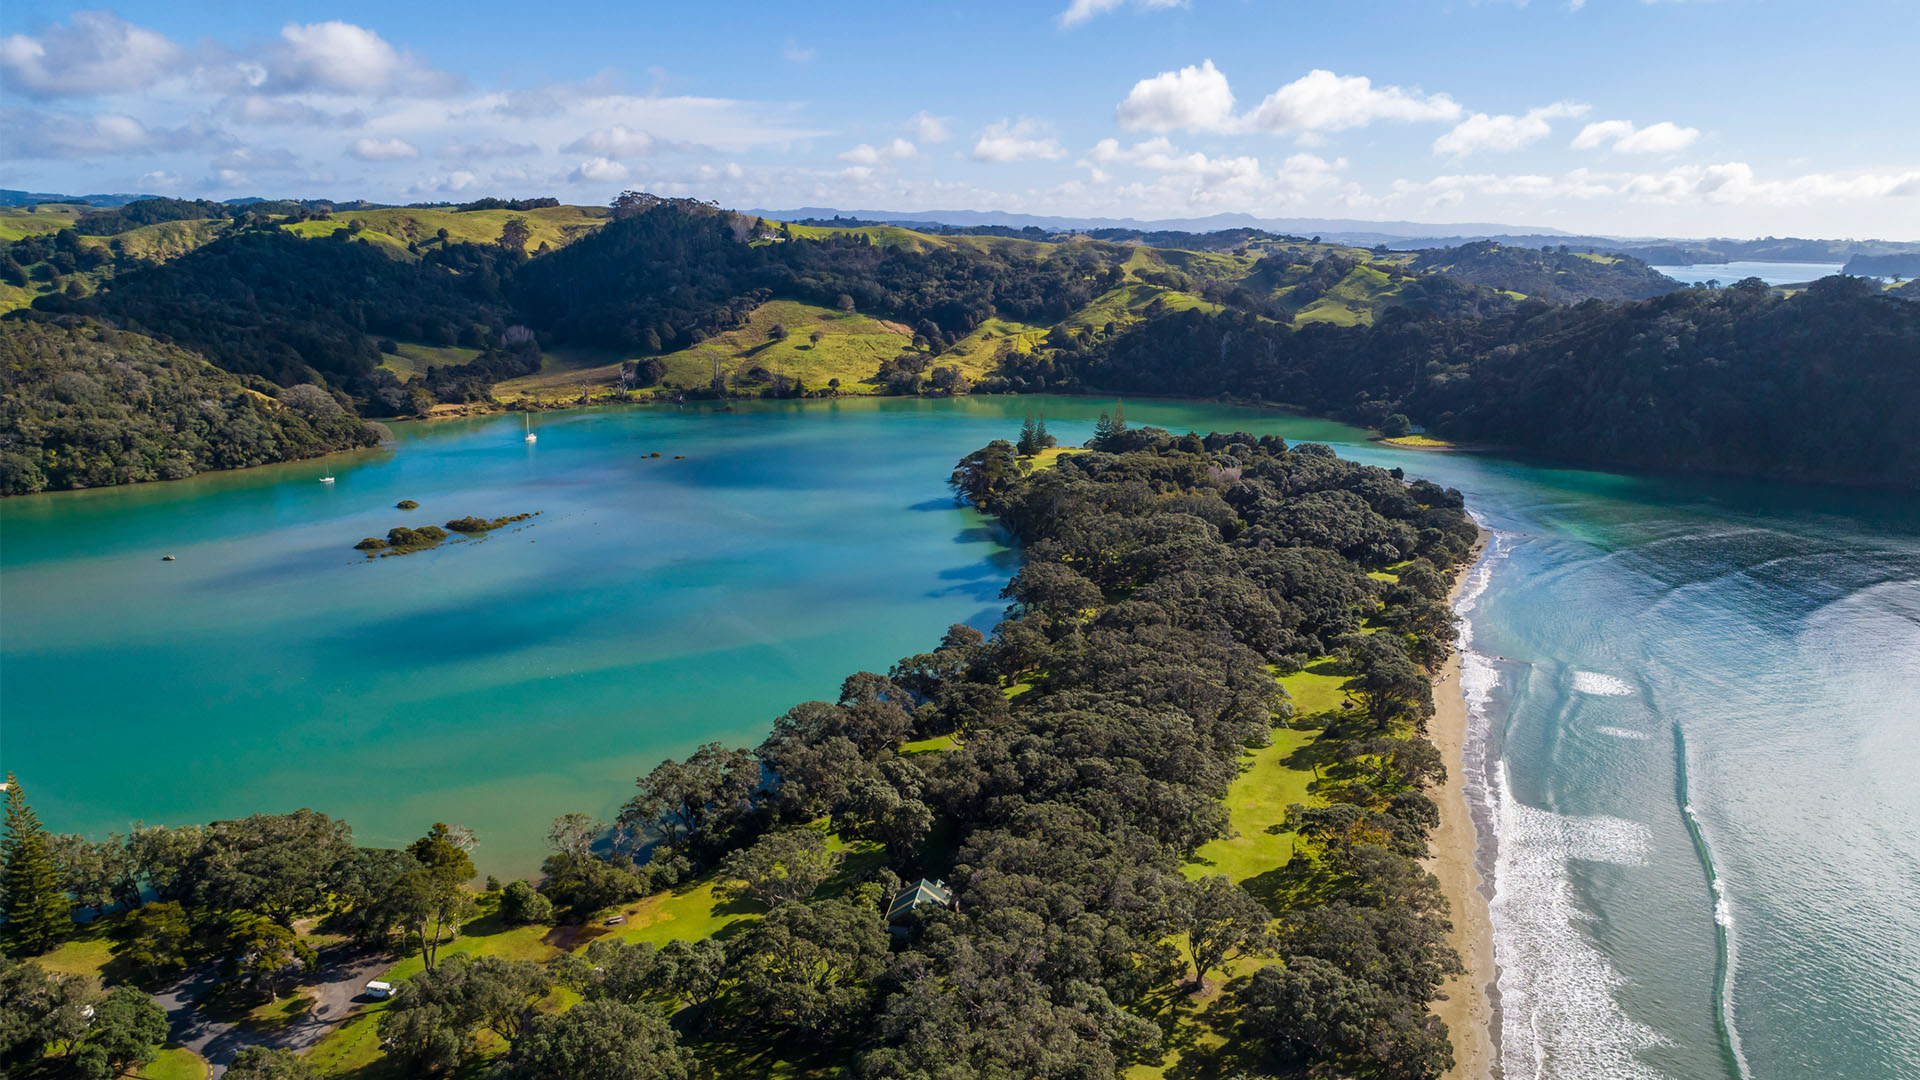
[128,1047,209,1080]
[1382,433,1457,449]
[1183,726,1317,885]
[31,929,115,980]
[1021,446,1088,472]
[1276,658,1354,718]
[900,734,957,756]
[1124,958,1268,1080]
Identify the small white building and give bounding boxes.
[364,980,394,1000]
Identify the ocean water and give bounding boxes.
[1649,261,1847,286]
[2,396,1915,1078]
[1431,464,1920,1080]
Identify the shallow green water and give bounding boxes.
[2,394,1915,1078]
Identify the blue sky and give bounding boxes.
[3,0,1916,237]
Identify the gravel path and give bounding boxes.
[156,945,393,1077]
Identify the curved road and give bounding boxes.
[154,945,392,1077]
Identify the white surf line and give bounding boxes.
[1454,524,1675,1080]
[1490,760,1672,1080]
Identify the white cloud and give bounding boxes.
[781,40,815,64]
[266,21,461,96]
[0,107,226,159]
[1116,59,1237,133]
[136,170,184,189]
[971,118,1065,162]
[568,156,629,183]
[440,138,539,161]
[838,139,917,165]
[224,96,365,128]
[1395,162,1920,211]
[908,111,952,143]
[1247,69,1461,133]
[0,12,183,99]
[1084,136,1349,209]
[1434,102,1587,157]
[410,170,480,193]
[1058,0,1188,28]
[1573,118,1700,154]
[562,125,662,158]
[346,136,419,161]
[214,146,299,172]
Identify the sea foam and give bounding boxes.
[1454,527,1674,1080]
[1572,670,1635,696]
[1489,760,1672,1080]
[1596,726,1653,741]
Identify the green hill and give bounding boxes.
[1400,240,1681,302]
[10,191,1913,491]
[0,319,386,495]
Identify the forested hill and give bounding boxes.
[1400,241,1681,303]
[1037,275,1920,488]
[0,320,386,495]
[6,191,1917,493]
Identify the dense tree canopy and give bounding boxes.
[0,320,385,494]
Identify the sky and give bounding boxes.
[2,0,1916,239]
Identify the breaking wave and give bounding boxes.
[1489,760,1672,1080]
[1573,671,1635,696]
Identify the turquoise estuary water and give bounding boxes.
[2,395,1915,1078]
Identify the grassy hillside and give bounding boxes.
[0,203,88,240]
[282,204,607,257]
[380,341,484,382]
[1288,262,1403,326]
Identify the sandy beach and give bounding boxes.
[1431,534,1497,1079]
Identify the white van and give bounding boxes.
[364,980,394,1000]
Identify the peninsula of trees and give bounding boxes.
[5,427,1478,1079]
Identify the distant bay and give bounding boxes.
[1650,260,1846,285]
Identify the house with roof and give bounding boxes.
[886,878,955,933]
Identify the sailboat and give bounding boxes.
[524,413,537,444]
[318,476,335,484]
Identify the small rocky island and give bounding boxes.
[355,512,539,557]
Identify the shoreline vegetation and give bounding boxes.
[7,425,1482,1079]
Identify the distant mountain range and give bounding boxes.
[0,189,161,208]
[748,206,1920,259]
[8,188,1913,258]
[746,206,1574,247]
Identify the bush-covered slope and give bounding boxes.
[1043,276,1920,488]
[0,320,386,495]
[32,229,516,411]
[1402,241,1681,303]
